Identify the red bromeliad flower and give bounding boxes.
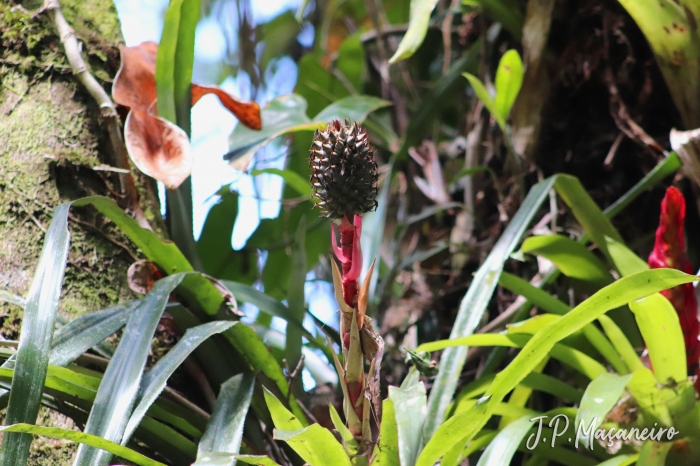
[309,120,378,345]
[648,186,700,382]
[309,120,382,445]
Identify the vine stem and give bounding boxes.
[43,0,150,229]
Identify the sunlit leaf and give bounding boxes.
[418,268,699,465]
[0,424,165,466]
[273,425,351,466]
[575,373,632,448]
[389,0,439,63]
[521,234,612,289]
[372,398,399,466]
[475,414,532,466]
[629,293,686,384]
[493,49,524,123]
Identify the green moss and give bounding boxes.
[0,3,167,463]
[26,408,79,466]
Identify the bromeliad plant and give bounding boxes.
[408,180,700,465]
[265,120,385,462]
[309,120,383,448]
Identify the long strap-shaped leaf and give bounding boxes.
[72,196,305,422]
[424,174,625,439]
[195,372,255,460]
[417,268,699,466]
[0,424,165,466]
[73,273,185,466]
[50,300,140,366]
[422,177,555,439]
[1,203,71,466]
[122,320,235,443]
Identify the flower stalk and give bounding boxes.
[310,120,382,455]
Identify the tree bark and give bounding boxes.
[0,1,162,463]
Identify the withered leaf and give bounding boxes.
[112,42,262,189]
[127,260,163,295]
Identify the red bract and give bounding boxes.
[648,186,700,382]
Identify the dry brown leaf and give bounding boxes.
[127,259,164,295]
[112,42,262,189]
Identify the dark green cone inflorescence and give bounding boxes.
[309,120,378,219]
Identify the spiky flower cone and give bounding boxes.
[309,120,378,219]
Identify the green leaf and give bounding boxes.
[157,0,199,131]
[420,333,606,381]
[389,379,427,466]
[553,175,623,261]
[493,50,524,123]
[637,441,674,466]
[423,177,555,439]
[0,291,25,308]
[498,271,569,315]
[329,404,361,459]
[273,425,351,466]
[251,168,312,197]
[605,236,649,277]
[474,0,524,40]
[336,33,366,92]
[193,453,280,466]
[50,300,139,366]
[629,293,686,384]
[2,203,70,466]
[463,72,502,129]
[156,0,201,266]
[575,373,632,449]
[155,0,182,124]
[521,372,582,402]
[417,268,699,466]
[74,274,185,466]
[197,189,256,284]
[372,398,400,466]
[124,321,236,443]
[263,386,304,431]
[197,372,256,458]
[521,234,613,289]
[598,314,644,373]
[230,323,308,424]
[596,455,638,466]
[72,196,223,317]
[314,95,391,123]
[226,94,389,168]
[605,152,681,218]
[388,0,439,63]
[0,423,165,466]
[475,414,533,466]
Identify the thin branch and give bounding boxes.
[441,0,461,74]
[42,0,152,230]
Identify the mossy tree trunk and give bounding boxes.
[0,1,163,463]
